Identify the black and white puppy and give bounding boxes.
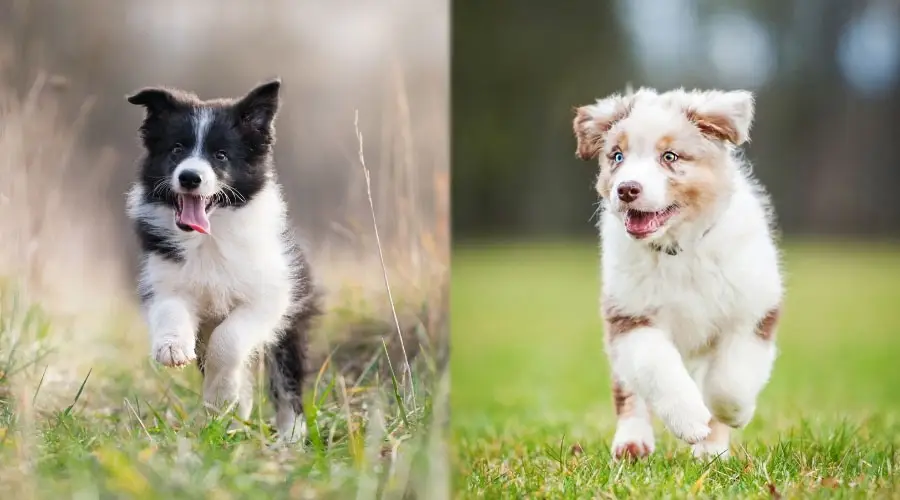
[125,79,320,443]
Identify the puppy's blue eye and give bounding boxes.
[612,152,625,164]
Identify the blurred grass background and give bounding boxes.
[452,241,900,426]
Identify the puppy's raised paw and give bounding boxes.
[152,336,196,367]
[657,398,713,444]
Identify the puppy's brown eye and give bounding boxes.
[214,150,228,161]
[171,143,184,155]
[662,151,679,163]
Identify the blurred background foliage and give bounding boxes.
[453,0,900,240]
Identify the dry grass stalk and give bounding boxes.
[354,109,416,409]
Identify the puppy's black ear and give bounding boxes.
[126,87,181,116]
[236,78,281,132]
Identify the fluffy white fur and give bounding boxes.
[126,179,306,440]
[574,87,783,460]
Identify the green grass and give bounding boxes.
[451,240,900,498]
[0,290,447,499]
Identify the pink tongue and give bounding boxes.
[178,195,211,234]
[625,212,659,235]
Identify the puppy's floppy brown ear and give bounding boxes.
[573,106,602,161]
[572,93,633,161]
[684,90,754,145]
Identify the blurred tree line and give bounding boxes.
[453,0,900,240]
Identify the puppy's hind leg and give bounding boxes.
[703,312,779,430]
[198,340,253,430]
[692,418,731,459]
[266,311,313,445]
[202,307,271,418]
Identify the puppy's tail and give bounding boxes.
[266,307,315,442]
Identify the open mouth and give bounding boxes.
[174,194,215,234]
[624,204,679,239]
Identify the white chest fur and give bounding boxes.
[132,183,294,322]
[600,174,783,356]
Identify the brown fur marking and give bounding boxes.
[615,441,651,460]
[613,131,629,155]
[603,301,653,338]
[612,380,634,417]
[572,102,632,161]
[686,109,740,144]
[605,314,652,338]
[666,142,730,221]
[573,107,602,161]
[655,135,674,151]
[755,307,781,341]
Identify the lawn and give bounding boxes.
[0,291,448,499]
[451,240,900,498]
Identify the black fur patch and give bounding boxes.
[127,79,282,260]
[128,79,281,213]
[265,236,322,419]
[134,219,183,262]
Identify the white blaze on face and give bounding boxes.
[608,108,680,213]
[171,108,216,234]
[171,108,216,195]
[611,158,669,212]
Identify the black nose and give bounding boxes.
[617,181,642,203]
[178,170,202,190]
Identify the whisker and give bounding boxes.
[151,178,172,199]
[588,200,604,223]
[218,184,246,206]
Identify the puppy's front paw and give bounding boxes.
[611,417,655,460]
[152,336,196,367]
[277,420,307,446]
[657,398,712,444]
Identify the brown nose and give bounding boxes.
[617,181,642,203]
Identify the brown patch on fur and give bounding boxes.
[605,314,652,338]
[614,441,651,460]
[614,131,629,154]
[612,380,634,417]
[686,109,740,144]
[656,135,674,151]
[666,148,729,221]
[603,301,653,338]
[573,107,602,161]
[755,307,781,341]
[572,104,631,161]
